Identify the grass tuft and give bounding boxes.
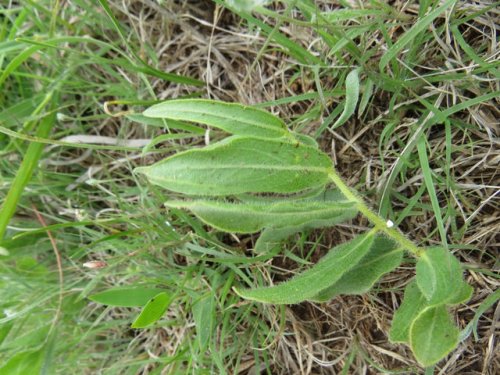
[1,0,498,373]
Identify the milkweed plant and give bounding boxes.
[93,98,473,367]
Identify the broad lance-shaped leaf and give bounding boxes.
[311,236,403,302]
[235,232,375,304]
[410,305,460,366]
[165,193,357,234]
[89,287,166,307]
[136,136,332,196]
[416,247,463,305]
[143,99,289,138]
[253,190,357,252]
[389,280,428,344]
[131,292,172,328]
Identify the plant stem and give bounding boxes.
[328,170,422,257]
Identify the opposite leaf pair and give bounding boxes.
[390,247,472,366]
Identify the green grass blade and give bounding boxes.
[379,0,456,70]
[357,77,374,118]
[417,137,448,247]
[463,289,500,340]
[221,3,323,65]
[96,0,202,86]
[0,103,56,240]
[192,294,216,352]
[320,9,387,22]
[0,44,41,88]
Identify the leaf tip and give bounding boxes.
[133,166,149,176]
[232,286,245,298]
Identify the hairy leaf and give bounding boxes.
[127,113,205,134]
[311,236,403,301]
[143,99,289,138]
[253,190,357,252]
[447,282,473,306]
[131,292,171,328]
[89,287,166,307]
[254,226,298,253]
[389,280,428,344]
[235,232,375,304]
[416,247,463,305]
[165,193,356,234]
[136,136,332,196]
[294,133,319,147]
[410,305,459,366]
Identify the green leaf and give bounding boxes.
[252,190,357,252]
[131,292,171,328]
[311,236,403,302]
[389,280,428,344]
[143,99,289,138]
[192,295,215,351]
[126,113,205,134]
[235,232,375,304]
[357,78,374,118]
[417,137,448,247]
[0,105,57,240]
[97,0,203,86]
[331,68,360,130]
[254,226,298,253]
[165,193,356,234]
[0,320,14,345]
[410,305,459,366]
[447,282,473,306]
[416,247,463,305]
[379,0,457,69]
[136,136,332,196]
[0,348,43,375]
[89,287,167,307]
[293,132,319,147]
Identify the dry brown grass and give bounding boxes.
[87,0,499,373]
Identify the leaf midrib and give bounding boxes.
[181,204,355,219]
[146,107,286,132]
[152,164,331,172]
